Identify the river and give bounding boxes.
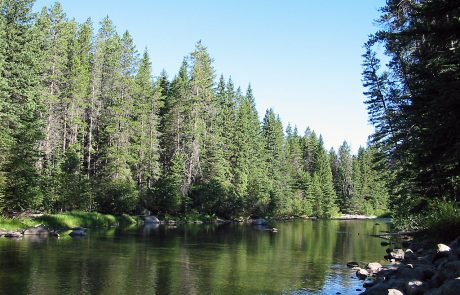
[0,219,390,295]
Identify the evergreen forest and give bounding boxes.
[363,0,460,229]
[0,0,389,219]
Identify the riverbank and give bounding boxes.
[0,212,140,232]
[353,232,460,295]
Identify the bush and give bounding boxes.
[394,199,460,240]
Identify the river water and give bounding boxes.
[0,220,390,295]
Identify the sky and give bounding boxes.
[33,0,386,153]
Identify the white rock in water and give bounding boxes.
[144,216,160,223]
[387,289,403,295]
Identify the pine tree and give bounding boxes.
[337,141,354,212]
[0,0,44,211]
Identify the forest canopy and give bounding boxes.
[0,0,389,218]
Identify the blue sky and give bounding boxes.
[33,0,385,153]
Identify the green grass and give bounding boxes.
[0,216,37,231]
[0,211,140,231]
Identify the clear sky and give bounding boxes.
[33,0,385,153]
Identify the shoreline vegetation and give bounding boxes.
[0,211,390,236]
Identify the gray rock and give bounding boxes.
[432,261,460,284]
[23,225,50,235]
[144,216,160,224]
[357,268,370,279]
[387,289,403,295]
[367,262,383,272]
[436,277,460,295]
[390,249,405,260]
[4,231,23,238]
[69,229,86,237]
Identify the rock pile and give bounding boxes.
[352,236,460,294]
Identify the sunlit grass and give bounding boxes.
[0,216,37,231]
[0,212,140,231]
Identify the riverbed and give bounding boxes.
[0,220,390,295]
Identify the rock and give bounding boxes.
[71,226,86,231]
[388,249,405,260]
[437,244,451,253]
[69,229,86,237]
[347,261,359,268]
[436,277,460,295]
[357,268,370,279]
[432,261,460,284]
[144,216,160,224]
[406,280,425,295]
[251,218,268,225]
[363,278,376,288]
[4,231,23,238]
[387,289,403,295]
[381,241,391,246]
[23,225,50,235]
[367,262,383,272]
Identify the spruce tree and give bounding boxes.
[0,0,44,211]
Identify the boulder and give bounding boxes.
[144,216,160,224]
[357,268,370,279]
[4,231,23,238]
[23,225,50,235]
[69,229,86,237]
[367,262,383,272]
[387,289,403,295]
[436,277,460,295]
[437,244,451,253]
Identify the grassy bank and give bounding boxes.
[0,211,140,231]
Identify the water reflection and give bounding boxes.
[0,220,389,295]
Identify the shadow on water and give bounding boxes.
[0,220,390,295]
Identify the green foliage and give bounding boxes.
[394,200,460,241]
[363,0,460,212]
[96,180,138,215]
[0,1,390,219]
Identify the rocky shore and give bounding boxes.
[350,236,460,294]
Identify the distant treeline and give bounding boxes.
[0,0,388,217]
